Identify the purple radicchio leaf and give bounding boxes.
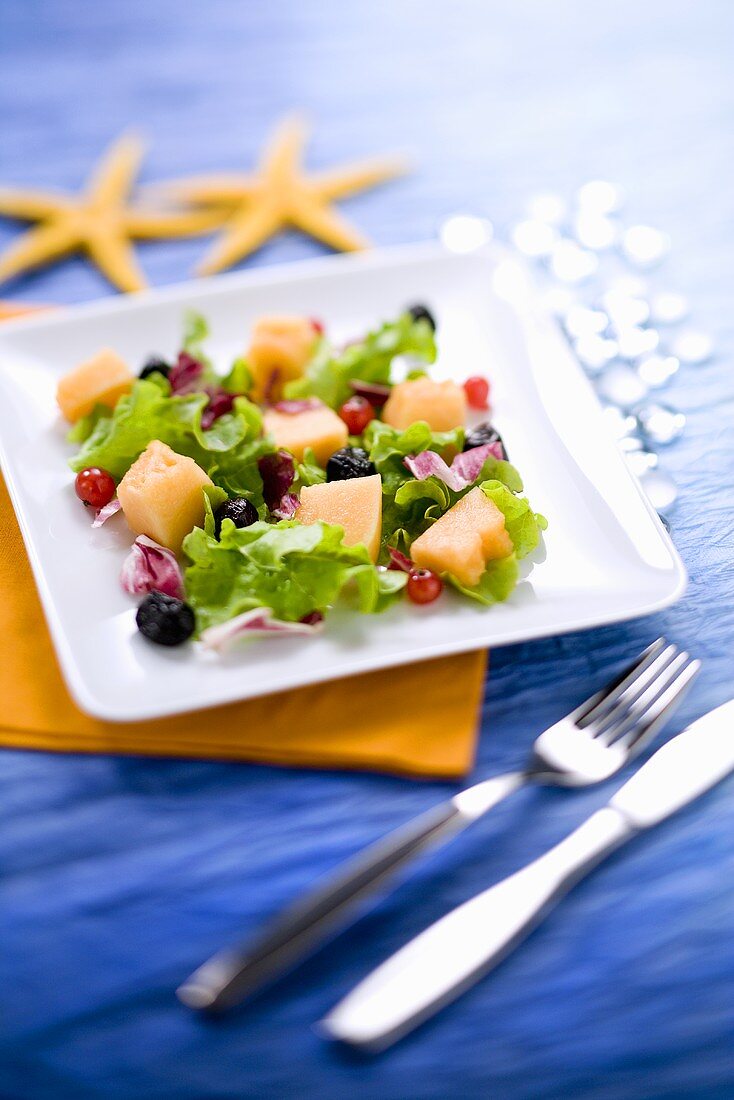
[200,607,324,653]
[271,398,322,414]
[168,351,204,394]
[91,498,122,528]
[271,492,300,520]
[404,442,504,492]
[258,450,296,510]
[120,535,185,600]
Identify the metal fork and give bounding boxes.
[178,638,699,1012]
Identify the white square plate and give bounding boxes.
[0,243,685,721]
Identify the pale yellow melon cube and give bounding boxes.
[382,377,467,433]
[297,474,382,562]
[56,348,134,423]
[117,440,212,552]
[411,486,512,587]
[247,315,319,401]
[263,404,348,465]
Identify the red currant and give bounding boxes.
[310,317,325,336]
[75,466,116,509]
[406,568,443,605]
[338,395,375,435]
[463,375,491,410]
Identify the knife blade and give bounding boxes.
[321,700,734,1052]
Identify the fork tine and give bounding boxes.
[599,651,692,746]
[588,643,680,738]
[572,638,667,727]
[618,657,701,751]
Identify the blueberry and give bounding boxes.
[214,497,259,538]
[136,592,195,646]
[463,421,508,460]
[140,355,171,380]
[407,303,436,331]
[326,447,377,482]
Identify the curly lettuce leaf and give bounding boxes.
[68,375,271,507]
[446,554,520,605]
[294,447,327,490]
[480,480,547,559]
[221,356,252,395]
[183,519,399,631]
[284,313,436,408]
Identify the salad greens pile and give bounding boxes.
[183,520,406,631]
[68,306,546,644]
[284,313,436,407]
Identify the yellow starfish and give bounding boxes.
[0,134,224,293]
[153,115,409,275]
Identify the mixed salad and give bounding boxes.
[58,304,546,651]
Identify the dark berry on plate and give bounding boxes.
[300,610,324,626]
[139,356,171,380]
[407,568,443,604]
[463,421,508,460]
[136,592,195,646]
[214,497,259,538]
[463,375,490,410]
[74,466,116,508]
[407,303,437,331]
[326,447,377,482]
[338,395,375,435]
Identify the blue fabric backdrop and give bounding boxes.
[0,1,733,1096]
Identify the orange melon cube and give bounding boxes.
[247,315,319,401]
[117,440,213,552]
[56,348,134,423]
[263,404,348,466]
[410,486,512,587]
[382,377,467,433]
[297,474,382,562]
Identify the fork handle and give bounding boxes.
[322,807,634,1051]
[178,772,524,1012]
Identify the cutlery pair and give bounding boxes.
[179,639,700,1020]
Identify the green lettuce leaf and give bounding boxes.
[294,447,326,490]
[183,519,398,631]
[446,554,520,605]
[221,356,252,395]
[284,313,436,408]
[480,480,547,559]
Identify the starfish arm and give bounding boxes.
[197,203,283,275]
[288,193,370,252]
[0,188,72,220]
[0,221,79,283]
[142,175,259,207]
[85,230,147,292]
[261,113,309,185]
[125,207,229,239]
[309,156,410,200]
[86,132,145,207]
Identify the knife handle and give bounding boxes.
[322,807,633,1051]
[179,772,524,1012]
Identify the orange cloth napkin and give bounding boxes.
[0,474,486,777]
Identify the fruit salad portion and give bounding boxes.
[59,305,546,651]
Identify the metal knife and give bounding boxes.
[320,700,734,1052]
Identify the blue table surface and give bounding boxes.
[1,1,733,1096]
